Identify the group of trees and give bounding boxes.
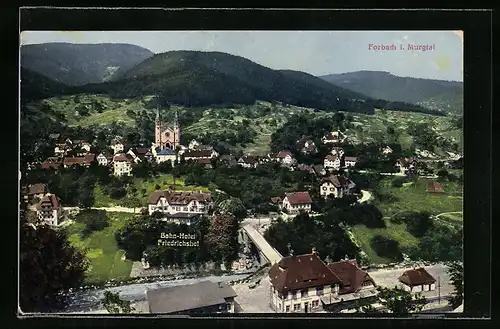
[74,210,111,238]
[402,225,463,262]
[391,211,434,238]
[20,204,88,312]
[370,235,404,262]
[264,212,361,263]
[115,213,240,269]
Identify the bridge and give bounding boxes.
[239,224,283,266]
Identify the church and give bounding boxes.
[154,108,181,150]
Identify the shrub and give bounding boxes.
[370,235,403,262]
[391,177,407,188]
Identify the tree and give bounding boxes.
[447,261,464,309]
[102,291,134,314]
[20,208,89,312]
[371,235,403,262]
[377,286,427,315]
[205,214,239,269]
[217,197,247,222]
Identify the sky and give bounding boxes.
[20,31,463,82]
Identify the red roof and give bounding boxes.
[322,175,351,188]
[27,183,48,195]
[325,155,339,162]
[284,191,313,205]
[36,194,60,210]
[327,260,375,294]
[269,253,342,294]
[63,157,86,166]
[239,156,259,164]
[426,182,445,193]
[277,150,293,158]
[398,268,436,287]
[113,153,133,162]
[41,162,61,169]
[183,150,213,158]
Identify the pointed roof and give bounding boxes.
[327,260,375,294]
[284,191,313,205]
[398,268,436,287]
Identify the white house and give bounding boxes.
[324,155,341,170]
[395,157,419,175]
[381,146,393,155]
[237,156,259,168]
[183,149,219,161]
[148,190,214,224]
[154,147,177,165]
[188,139,201,150]
[269,251,377,313]
[97,152,113,166]
[343,156,358,168]
[331,147,345,157]
[110,139,124,154]
[322,130,346,144]
[282,191,313,214]
[277,150,296,166]
[296,138,318,154]
[35,193,62,226]
[320,175,356,199]
[398,268,437,293]
[113,153,133,176]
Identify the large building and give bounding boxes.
[146,281,237,314]
[113,153,134,176]
[35,193,62,226]
[148,190,213,223]
[269,251,377,313]
[154,109,181,150]
[320,175,356,199]
[282,191,313,214]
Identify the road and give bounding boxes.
[241,224,283,265]
[62,206,138,213]
[64,273,250,313]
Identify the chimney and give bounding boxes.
[312,247,317,255]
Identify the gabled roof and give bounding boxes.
[284,191,313,205]
[327,260,375,294]
[36,194,60,210]
[269,253,342,294]
[325,155,339,162]
[148,190,212,205]
[147,281,237,314]
[110,139,123,146]
[398,268,436,287]
[277,150,293,158]
[113,153,134,162]
[322,175,351,188]
[183,150,213,158]
[270,197,282,204]
[238,156,259,164]
[27,183,48,195]
[426,182,445,193]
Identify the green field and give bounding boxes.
[351,219,420,265]
[65,212,134,284]
[93,174,210,207]
[374,178,463,218]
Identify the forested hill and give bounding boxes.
[21,43,154,86]
[20,67,72,105]
[74,50,433,114]
[320,71,463,115]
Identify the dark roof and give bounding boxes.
[147,281,237,314]
[313,165,325,174]
[113,153,133,162]
[183,150,213,158]
[297,164,314,173]
[41,162,61,169]
[398,268,436,287]
[36,194,60,210]
[63,157,86,166]
[27,183,48,195]
[327,260,375,294]
[48,133,60,139]
[157,148,176,156]
[426,182,445,193]
[284,192,313,205]
[325,155,339,162]
[322,175,350,188]
[269,253,342,294]
[148,190,212,205]
[136,147,150,155]
[197,158,212,165]
[160,212,203,219]
[270,197,282,204]
[238,156,259,164]
[277,150,293,158]
[344,156,358,162]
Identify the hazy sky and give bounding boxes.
[20,31,463,81]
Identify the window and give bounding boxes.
[322,187,327,191]
[292,292,297,300]
[294,304,301,311]
[301,289,308,298]
[279,303,282,310]
[312,300,319,308]
[285,305,290,312]
[330,188,335,191]
[316,287,324,296]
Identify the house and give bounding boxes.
[324,155,341,170]
[395,157,419,175]
[322,130,346,144]
[127,147,152,164]
[23,183,49,202]
[398,268,437,293]
[381,146,393,155]
[188,139,201,150]
[270,197,282,206]
[269,250,378,313]
[343,156,358,168]
[282,191,313,214]
[154,147,177,165]
[110,139,124,154]
[297,164,315,175]
[41,157,62,170]
[296,137,318,154]
[320,175,356,199]
[426,182,445,193]
[183,149,219,161]
[113,153,134,176]
[96,151,113,166]
[197,158,213,168]
[48,133,61,140]
[331,147,345,157]
[63,153,96,168]
[276,150,296,166]
[146,281,237,314]
[35,193,62,226]
[237,156,259,169]
[148,190,214,224]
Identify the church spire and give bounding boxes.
[174,109,179,127]
[156,106,160,122]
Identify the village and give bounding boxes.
[20,105,464,315]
